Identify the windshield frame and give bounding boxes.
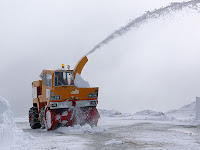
[54,71,74,87]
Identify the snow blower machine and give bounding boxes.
[29,56,99,130]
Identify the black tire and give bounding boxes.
[39,107,46,129]
[29,107,41,129]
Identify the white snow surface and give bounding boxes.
[55,124,106,134]
[74,73,90,88]
[12,100,200,150]
[0,96,33,150]
[105,139,124,145]
[0,95,197,150]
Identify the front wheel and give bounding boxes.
[29,107,41,129]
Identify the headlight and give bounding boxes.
[93,93,98,97]
[88,93,93,98]
[50,96,55,100]
[90,101,97,105]
[55,95,61,100]
[88,93,98,98]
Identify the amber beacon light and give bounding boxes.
[62,64,65,68]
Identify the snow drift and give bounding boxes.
[133,110,176,121]
[98,101,197,123]
[132,101,197,122]
[0,96,33,149]
[167,101,196,121]
[99,109,122,117]
[135,110,165,116]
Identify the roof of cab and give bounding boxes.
[40,69,74,78]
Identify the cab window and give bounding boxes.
[46,74,52,87]
[43,73,46,85]
[54,71,74,86]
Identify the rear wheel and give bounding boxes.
[29,107,41,129]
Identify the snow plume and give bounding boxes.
[0,96,33,149]
[86,0,200,56]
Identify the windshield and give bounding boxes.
[54,71,74,86]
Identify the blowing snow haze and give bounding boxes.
[0,0,200,117]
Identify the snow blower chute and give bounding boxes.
[29,56,99,130]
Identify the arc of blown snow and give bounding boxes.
[86,0,200,56]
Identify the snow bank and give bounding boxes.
[135,110,164,116]
[98,109,122,117]
[74,73,90,88]
[132,101,197,122]
[133,110,176,121]
[167,102,196,121]
[55,124,106,134]
[0,96,33,149]
[99,101,196,122]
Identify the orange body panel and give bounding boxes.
[32,80,42,87]
[50,86,98,101]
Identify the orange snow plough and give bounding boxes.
[29,56,99,130]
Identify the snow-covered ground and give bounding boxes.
[7,101,200,150]
[1,96,200,150]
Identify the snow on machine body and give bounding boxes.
[29,56,99,130]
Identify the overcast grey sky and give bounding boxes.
[0,0,200,116]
